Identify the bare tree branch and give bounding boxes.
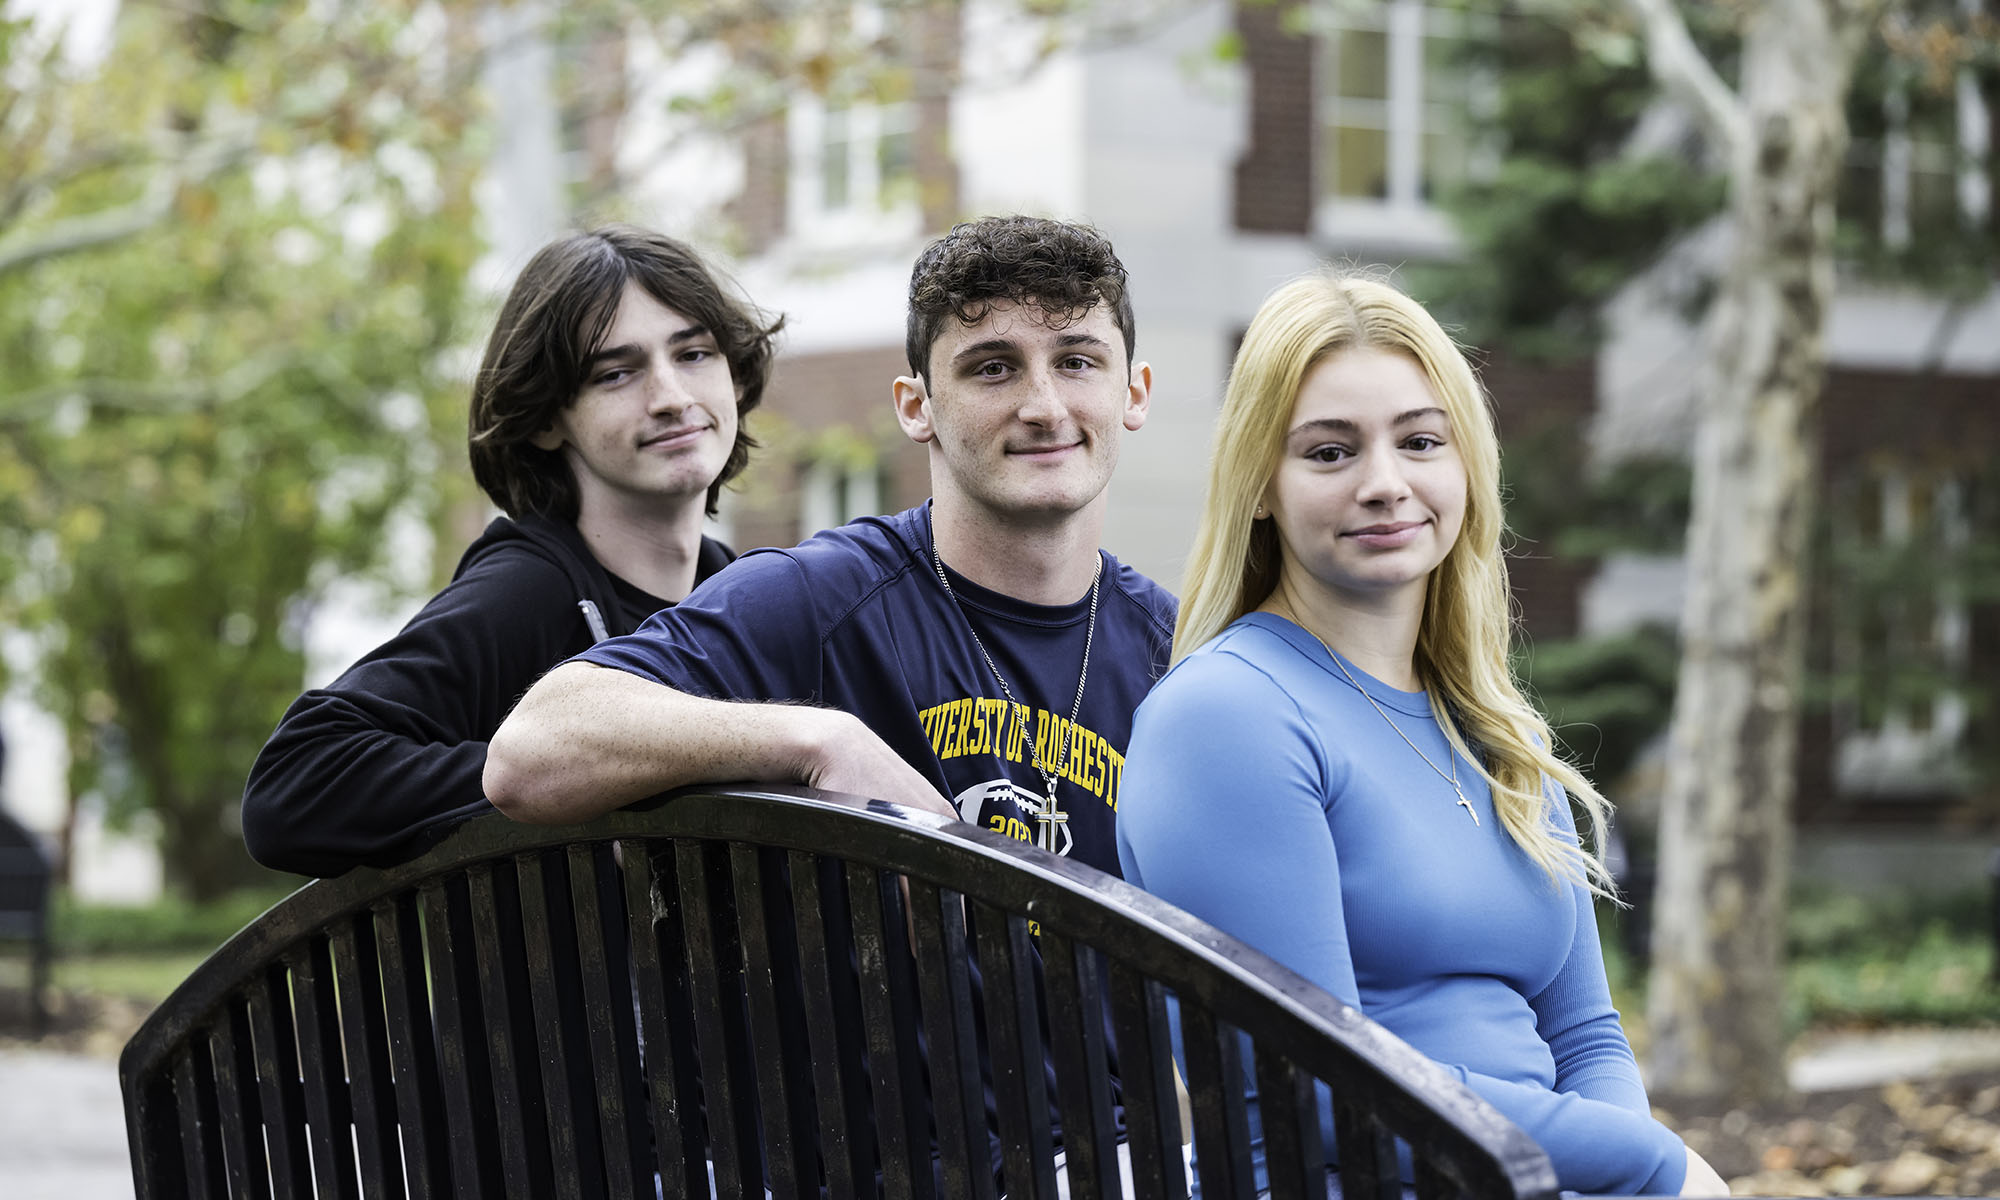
[0,144,149,234]
[0,380,208,431]
[1622,0,1752,164]
[0,188,176,277]
[0,350,298,429]
[0,126,255,278]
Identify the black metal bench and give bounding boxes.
[119,784,1559,1199]
[0,802,54,1037]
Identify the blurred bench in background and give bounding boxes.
[0,803,54,1037]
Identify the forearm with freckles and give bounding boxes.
[483,661,836,823]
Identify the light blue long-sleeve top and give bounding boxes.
[1116,613,1686,1196]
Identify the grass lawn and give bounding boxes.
[51,950,212,1007]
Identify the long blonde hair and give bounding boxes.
[1176,271,1614,894]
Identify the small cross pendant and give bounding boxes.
[1030,782,1071,855]
[1034,808,1070,853]
[1454,785,1480,826]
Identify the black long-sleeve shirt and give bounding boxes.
[241,515,732,876]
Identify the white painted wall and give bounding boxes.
[474,1,566,284]
[0,641,66,839]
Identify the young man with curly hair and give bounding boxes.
[488,213,1179,1196]
[243,225,780,876]
[488,214,1175,883]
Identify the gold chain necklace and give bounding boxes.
[928,509,1100,855]
[1292,623,1480,826]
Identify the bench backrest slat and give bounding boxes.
[209,1003,272,1200]
[372,894,446,1199]
[731,842,818,1196]
[1252,1049,1323,1200]
[846,859,931,1199]
[1041,933,1118,1200]
[471,864,549,1195]
[909,877,997,1200]
[513,851,588,1200]
[975,899,1057,1199]
[247,963,314,1196]
[1183,1005,1256,1200]
[292,939,358,1200]
[569,844,648,1197]
[416,879,494,1194]
[790,850,880,1197]
[622,841,709,1197]
[675,838,760,1196]
[1106,961,1190,1199]
[327,918,403,1199]
[173,1041,228,1195]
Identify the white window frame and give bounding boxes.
[787,95,923,252]
[1313,0,1469,254]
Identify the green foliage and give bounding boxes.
[1787,888,1999,1028]
[51,884,298,956]
[1503,424,1691,561]
[1806,460,2000,791]
[1518,624,1679,792]
[0,3,487,898]
[1611,885,2000,1032]
[52,950,216,1006]
[1500,428,1690,799]
[1787,882,1987,959]
[1414,3,1725,360]
[1546,456,1692,558]
[1838,9,2000,296]
[1425,1,1998,354]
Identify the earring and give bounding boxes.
[1253,505,1267,520]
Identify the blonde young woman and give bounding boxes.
[1115,273,1727,1197]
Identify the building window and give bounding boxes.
[1324,25,1390,201]
[1830,465,1975,797]
[789,97,922,247]
[800,457,883,537]
[1842,50,1992,251]
[814,102,917,215]
[1316,1,1474,249]
[821,106,853,211]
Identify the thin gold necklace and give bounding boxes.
[1290,621,1480,826]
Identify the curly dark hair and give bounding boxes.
[468,225,783,520]
[904,215,1135,387]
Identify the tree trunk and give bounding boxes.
[1644,2,1858,1103]
[156,799,267,903]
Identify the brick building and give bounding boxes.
[668,0,1999,881]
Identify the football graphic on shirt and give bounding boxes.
[952,778,1073,857]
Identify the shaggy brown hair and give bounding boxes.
[468,225,782,520]
[904,215,1135,386]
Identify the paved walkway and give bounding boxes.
[1787,1024,2000,1092]
[0,1046,134,1200]
[8,1026,2000,1193]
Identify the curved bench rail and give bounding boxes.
[122,784,1560,1200]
